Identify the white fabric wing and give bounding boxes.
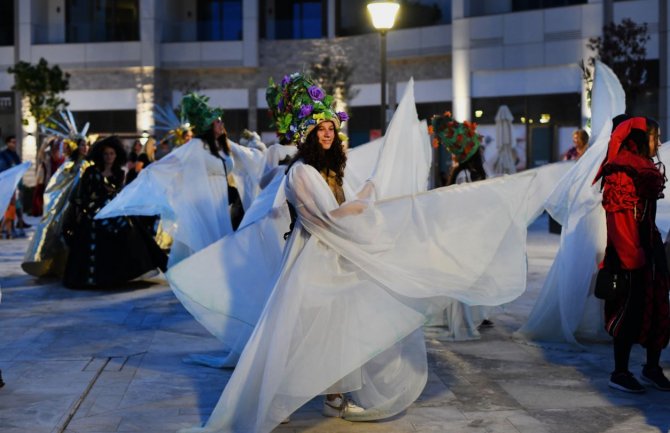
[167,79,432,368]
[516,61,626,344]
[96,139,232,266]
[0,162,30,223]
[0,161,30,303]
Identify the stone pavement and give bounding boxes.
[1,216,669,433]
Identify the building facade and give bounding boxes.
[1,0,668,179]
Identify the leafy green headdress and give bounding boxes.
[429,111,482,164]
[179,93,224,136]
[266,72,348,144]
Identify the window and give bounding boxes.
[0,0,14,45]
[261,0,325,40]
[336,0,450,37]
[72,110,137,134]
[197,0,243,41]
[512,0,586,12]
[66,0,139,43]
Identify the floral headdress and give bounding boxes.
[266,72,348,145]
[179,93,224,137]
[154,104,192,146]
[429,111,482,163]
[40,110,90,152]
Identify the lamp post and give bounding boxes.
[367,1,399,135]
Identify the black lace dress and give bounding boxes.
[62,165,167,289]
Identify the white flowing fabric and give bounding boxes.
[229,142,264,211]
[0,162,30,222]
[178,161,536,433]
[0,161,30,302]
[175,81,538,433]
[167,79,431,369]
[515,61,626,344]
[492,105,517,175]
[95,139,233,266]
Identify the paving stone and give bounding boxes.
[1,215,669,433]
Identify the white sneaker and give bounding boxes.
[322,395,365,418]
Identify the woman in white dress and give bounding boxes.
[178,73,536,433]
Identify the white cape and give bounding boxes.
[178,152,536,433]
[0,161,30,224]
[167,79,431,368]
[96,139,233,266]
[516,61,626,344]
[175,82,557,433]
[0,161,30,302]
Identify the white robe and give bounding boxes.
[515,61,626,344]
[176,82,541,433]
[167,79,431,368]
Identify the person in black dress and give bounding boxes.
[62,136,167,289]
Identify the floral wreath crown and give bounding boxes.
[266,72,348,145]
[429,111,482,163]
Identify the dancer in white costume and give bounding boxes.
[516,62,626,344]
[176,74,539,433]
[168,78,432,369]
[97,94,263,266]
[424,112,492,340]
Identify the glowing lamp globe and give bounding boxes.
[367,1,400,30]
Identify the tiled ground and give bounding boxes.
[1,216,669,433]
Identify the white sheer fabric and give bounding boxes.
[229,142,264,211]
[175,81,536,433]
[515,61,626,344]
[167,79,430,368]
[95,139,233,266]
[0,161,30,224]
[178,160,535,433]
[0,161,30,302]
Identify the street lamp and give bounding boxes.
[367,1,399,135]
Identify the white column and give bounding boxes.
[137,0,158,135]
[243,0,259,66]
[451,0,470,122]
[327,0,335,38]
[660,0,669,136]
[15,0,37,174]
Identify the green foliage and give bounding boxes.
[179,92,224,136]
[8,58,70,128]
[586,18,650,107]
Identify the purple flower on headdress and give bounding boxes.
[337,111,349,122]
[299,104,313,119]
[308,86,325,101]
[277,98,284,111]
[286,131,294,141]
[281,75,291,86]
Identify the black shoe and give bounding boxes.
[641,365,670,391]
[608,371,645,393]
[479,319,494,329]
[0,370,4,388]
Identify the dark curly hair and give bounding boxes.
[88,136,127,172]
[293,121,346,184]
